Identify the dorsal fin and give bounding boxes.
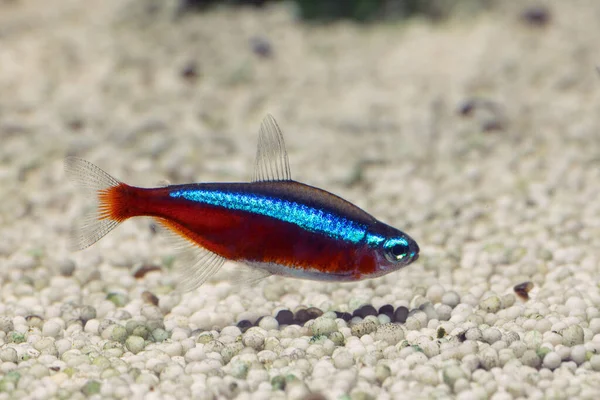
[252,114,292,182]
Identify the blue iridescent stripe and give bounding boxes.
[169,189,380,244]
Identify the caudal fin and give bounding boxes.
[64,157,130,250]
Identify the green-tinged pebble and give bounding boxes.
[111,326,128,343]
[125,336,145,354]
[375,364,391,384]
[126,320,143,334]
[81,380,101,396]
[311,317,338,336]
[106,293,128,307]
[197,332,214,344]
[64,368,75,377]
[9,332,25,344]
[271,375,286,391]
[151,328,169,342]
[230,360,249,379]
[536,347,551,359]
[92,355,111,370]
[309,334,327,344]
[4,372,20,384]
[101,368,120,379]
[132,325,150,340]
[351,392,375,400]
[329,331,345,346]
[0,380,15,393]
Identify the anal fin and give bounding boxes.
[155,218,226,292]
[217,263,272,288]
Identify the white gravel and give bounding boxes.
[2,1,600,399]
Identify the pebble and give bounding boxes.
[560,325,584,346]
[590,355,600,371]
[542,352,562,369]
[332,349,353,369]
[480,296,502,313]
[258,316,279,331]
[125,336,145,354]
[373,323,405,345]
[311,317,338,336]
[442,292,461,308]
[42,321,62,338]
[236,320,253,333]
[353,305,377,319]
[393,307,409,323]
[275,310,294,326]
[482,328,502,344]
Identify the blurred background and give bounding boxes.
[1,0,599,309]
[2,2,600,398]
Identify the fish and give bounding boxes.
[65,115,419,290]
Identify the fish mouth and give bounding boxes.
[408,240,420,263]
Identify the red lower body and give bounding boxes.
[101,184,377,279]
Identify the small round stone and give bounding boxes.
[426,284,445,303]
[353,305,378,319]
[111,326,128,343]
[373,323,405,345]
[311,317,338,336]
[275,310,294,326]
[441,291,461,308]
[236,320,253,332]
[42,321,62,338]
[151,328,169,343]
[521,350,541,368]
[465,328,483,342]
[393,306,409,323]
[335,312,352,322]
[482,328,502,344]
[258,316,279,331]
[542,352,562,370]
[305,307,324,320]
[350,320,378,338]
[125,336,145,354]
[570,345,586,365]
[560,325,584,346]
[590,355,600,371]
[480,296,502,313]
[295,309,311,324]
[378,304,394,317]
[333,349,353,369]
[243,329,265,350]
[58,259,76,276]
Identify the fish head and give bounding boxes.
[367,227,419,277]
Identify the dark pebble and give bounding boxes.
[393,306,409,323]
[180,61,199,82]
[305,307,323,319]
[236,320,253,333]
[335,311,352,322]
[133,264,162,279]
[378,304,394,317]
[141,291,159,306]
[250,36,273,58]
[353,305,377,319]
[275,310,294,326]
[521,5,551,27]
[294,309,310,324]
[514,281,534,301]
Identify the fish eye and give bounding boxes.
[383,238,410,263]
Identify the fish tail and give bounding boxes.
[64,157,134,250]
